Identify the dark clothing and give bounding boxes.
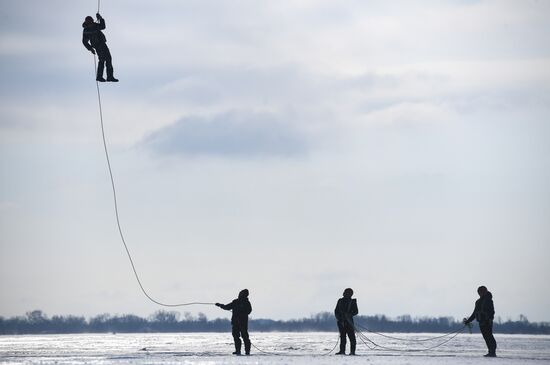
[219,297,252,354]
[82,18,107,51]
[94,43,114,80]
[465,292,495,325]
[219,297,252,326]
[466,292,497,355]
[82,17,115,80]
[337,320,356,354]
[231,324,250,354]
[334,297,358,354]
[480,320,497,355]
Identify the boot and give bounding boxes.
[244,340,251,355]
[96,62,105,82]
[484,353,497,357]
[106,65,118,82]
[233,341,241,355]
[350,342,356,355]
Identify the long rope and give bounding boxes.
[251,336,339,356]
[353,323,466,353]
[358,328,464,352]
[93,55,214,307]
[354,322,465,342]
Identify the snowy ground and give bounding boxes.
[1,332,549,364]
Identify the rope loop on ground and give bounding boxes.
[250,336,339,356]
[354,323,466,352]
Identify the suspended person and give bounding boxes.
[334,288,358,355]
[463,285,497,357]
[216,289,252,355]
[82,13,119,82]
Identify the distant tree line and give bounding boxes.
[1,310,548,335]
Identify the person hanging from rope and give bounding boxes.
[82,13,119,82]
[463,285,497,357]
[334,287,359,355]
[216,289,252,355]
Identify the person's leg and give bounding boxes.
[336,322,346,354]
[480,322,496,356]
[95,44,107,80]
[231,326,242,354]
[105,47,113,78]
[241,326,251,355]
[96,56,105,81]
[347,324,356,355]
[103,46,116,81]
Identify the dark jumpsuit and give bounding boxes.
[465,291,497,355]
[334,297,358,354]
[219,297,252,354]
[82,17,114,80]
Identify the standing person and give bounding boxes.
[463,285,497,357]
[82,13,119,82]
[334,288,358,355]
[216,289,252,355]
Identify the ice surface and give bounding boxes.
[1,332,549,364]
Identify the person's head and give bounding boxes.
[84,16,94,25]
[238,289,249,299]
[343,288,354,298]
[477,285,488,297]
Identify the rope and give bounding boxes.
[250,336,339,356]
[92,55,214,307]
[353,323,466,353]
[97,0,100,13]
[354,322,465,342]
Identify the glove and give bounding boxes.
[96,13,103,20]
[462,318,469,325]
[215,303,222,307]
[90,49,96,55]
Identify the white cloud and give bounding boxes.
[142,111,307,158]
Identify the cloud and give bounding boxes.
[141,111,307,158]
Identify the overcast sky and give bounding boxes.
[1,0,549,322]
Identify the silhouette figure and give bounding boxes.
[216,289,252,355]
[82,13,118,82]
[334,288,358,355]
[463,285,497,357]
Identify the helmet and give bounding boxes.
[343,288,354,298]
[239,289,249,298]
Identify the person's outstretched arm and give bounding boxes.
[216,301,234,311]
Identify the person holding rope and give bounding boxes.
[463,285,497,357]
[334,288,358,355]
[82,13,119,82]
[216,289,252,355]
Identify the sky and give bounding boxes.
[0,0,549,322]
